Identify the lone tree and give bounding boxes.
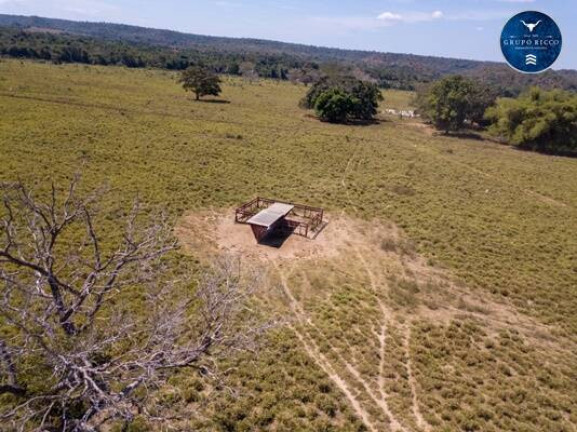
[302,75,382,124]
[485,87,577,153]
[419,75,496,133]
[0,178,266,431]
[180,65,222,100]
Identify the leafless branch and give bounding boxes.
[0,178,268,431]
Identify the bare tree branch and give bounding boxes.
[0,178,269,431]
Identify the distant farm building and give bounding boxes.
[235,198,324,243]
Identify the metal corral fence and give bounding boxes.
[235,197,324,238]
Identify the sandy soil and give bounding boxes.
[175,210,358,263]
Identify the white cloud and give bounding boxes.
[315,9,447,31]
[376,10,444,25]
[497,0,536,3]
[314,7,511,33]
[377,12,403,22]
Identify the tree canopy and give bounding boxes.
[485,88,577,153]
[180,65,222,100]
[302,76,383,124]
[419,75,496,133]
[314,89,356,123]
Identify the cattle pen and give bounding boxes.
[235,197,324,242]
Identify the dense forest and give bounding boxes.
[1,14,576,93]
[0,27,305,80]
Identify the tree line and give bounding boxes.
[0,27,416,88]
[291,70,577,154]
[418,75,577,154]
[5,20,577,94]
[0,27,314,79]
[3,9,577,93]
[13,17,567,153]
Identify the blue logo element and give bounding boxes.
[500,11,562,74]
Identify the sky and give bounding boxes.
[0,0,575,69]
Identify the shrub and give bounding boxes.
[485,87,577,153]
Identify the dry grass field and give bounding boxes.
[1,59,577,431]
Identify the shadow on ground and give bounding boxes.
[196,99,231,104]
[258,228,296,249]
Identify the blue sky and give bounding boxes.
[1,0,575,69]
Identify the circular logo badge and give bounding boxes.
[500,11,562,74]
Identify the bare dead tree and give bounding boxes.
[0,178,267,431]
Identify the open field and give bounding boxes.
[379,89,416,111]
[1,59,577,431]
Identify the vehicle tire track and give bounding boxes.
[354,247,409,432]
[340,142,363,215]
[376,319,406,432]
[274,262,406,431]
[272,263,379,431]
[402,325,431,432]
[290,324,379,432]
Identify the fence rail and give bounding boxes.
[235,197,324,239]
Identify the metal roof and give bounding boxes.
[247,203,294,228]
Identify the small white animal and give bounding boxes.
[521,20,542,33]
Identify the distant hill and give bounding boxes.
[1,13,576,93]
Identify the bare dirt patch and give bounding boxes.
[175,210,552,339]
[175,209,567,432]
[175,210,357,263]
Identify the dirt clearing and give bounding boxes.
[175,209,569,432]
[176,210,362,262]
[175,209,558,342]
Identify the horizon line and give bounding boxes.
[0,12,574,72]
